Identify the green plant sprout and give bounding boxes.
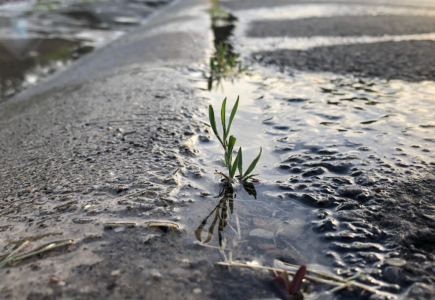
[208,96,262,182]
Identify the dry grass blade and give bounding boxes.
[280,261,346,283]
[0,241,30,268]
[216,261,382,295]
[216,261,341,286]
[144,221,180,232]
[11,240,74,263]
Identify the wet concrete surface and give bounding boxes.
[0,0,216,299]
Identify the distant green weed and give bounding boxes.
[209,96,262,182]
[206,0,228,23]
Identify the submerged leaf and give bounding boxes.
[242,181,257,199]
[289,264,307,295]
[271,275,290,300]
[282,271,291,291]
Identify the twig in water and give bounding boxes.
[216,261,341,286]
[216,261,382,295]
[280,261,347,283]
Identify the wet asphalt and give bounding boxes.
[225,0,435,82]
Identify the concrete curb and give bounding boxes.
[0,2,212,298]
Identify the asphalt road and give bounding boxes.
[225,0,435,82]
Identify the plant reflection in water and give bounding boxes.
[194,181,257,248]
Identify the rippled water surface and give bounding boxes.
[180,63,435,298]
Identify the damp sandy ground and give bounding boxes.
[1,0,435,300]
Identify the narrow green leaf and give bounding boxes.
[220,158,228,168]
[225,96,239,140]
[210,57,214,71]
[207,77,213,91]
[237,147,243,177]
[242,174,259,182]
[225,152,230,169]
[282,271,291,289]
[243,147,262,177]
[221,97,227,143]
[232,56,237,66]
[228,136,236,154]
[209,105,224,147]
[230,152,240,178]
[227,135,236,171]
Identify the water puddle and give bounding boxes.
[176,59,435,298]
[171,2,435,298]
[0,0,172,102]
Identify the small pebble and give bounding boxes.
[114,226,126,232]
[142,234,162,243]
[249,229,274,240]
[145,269,162,281]
[193,288,202,294]
[385,258,406,267]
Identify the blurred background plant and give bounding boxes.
[206,0,248,90]
[206,0,228,24]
